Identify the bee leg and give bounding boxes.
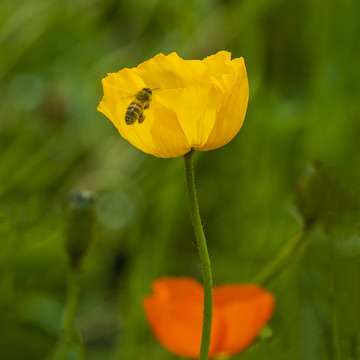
[144,101,149,109]
[138,113,145,124]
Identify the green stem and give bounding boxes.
[59,264,81,359]
[250,229,304,286]
[183,149,213,360]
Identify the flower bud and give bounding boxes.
[295,161,358,231]
[64,190,96,266]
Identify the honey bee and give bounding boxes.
[125,88,158,125]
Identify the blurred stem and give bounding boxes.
[329,238,341,360]
[251,229,304,286]
[183,149,213,360]
[58,264,81,359]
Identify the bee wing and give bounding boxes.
[117,89,136,99]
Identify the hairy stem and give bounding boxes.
[184,149,213,360]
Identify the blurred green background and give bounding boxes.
[1,0,360,359]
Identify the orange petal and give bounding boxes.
[143,277,225,358]
[213,284,275,355]
[151,277,204,302]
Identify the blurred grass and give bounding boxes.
[1,0,360,359]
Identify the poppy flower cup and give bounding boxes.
[97,51,249,158]
[143,277,275,358]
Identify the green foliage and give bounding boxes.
[1,0,360,359]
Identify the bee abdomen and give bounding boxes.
[125,102,143,125]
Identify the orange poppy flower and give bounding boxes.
[143,277,275,358]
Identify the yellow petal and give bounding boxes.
[156,82,221,149]
[201,57,249,151]
[135,52,211,90]
[97,83,190,158]
[104,68,146,95]
[203,51,233,75]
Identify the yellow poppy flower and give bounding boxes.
[97,51,249,158]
